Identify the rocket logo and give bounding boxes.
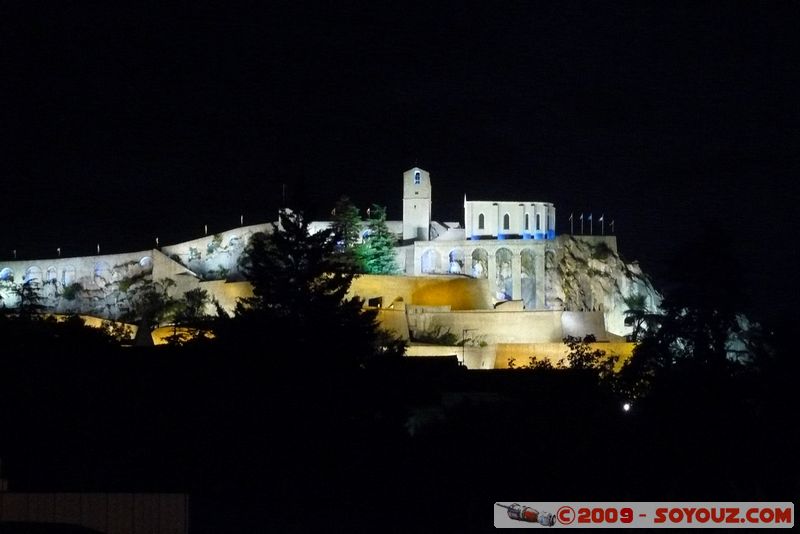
[496,503,556,527]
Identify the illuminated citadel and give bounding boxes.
[0,167,661,367]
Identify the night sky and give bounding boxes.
[2,2,797,324]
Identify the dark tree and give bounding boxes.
[176,287,211,324]
[121,278,178,346]
[164,287,215,346]
[619,228,751,396]
[330,195,363,250]
[230,209,405,367]
[15,280,46,319]
[623,293,659,342]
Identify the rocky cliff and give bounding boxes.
[545,235,662,338]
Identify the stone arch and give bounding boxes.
[0,267,14,282]
[24,266,43,287]
[495,248,513,300]
[471,248,488,279]
[448,249,465,274]
[62,266,76,286]
[421,249,441,274]
[43,267,58,299]
[521,249,536,310]
[94,261,112,286]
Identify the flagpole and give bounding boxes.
[590,214,593,235]
[569,213,574,235]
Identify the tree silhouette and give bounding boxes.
[619,228,752,397]
[623,293,659,342]
[121,278,178,346]
[230,208,405,367]
[15,280,46,319]
[330,195,363,251]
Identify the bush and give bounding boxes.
[61,282,82,301]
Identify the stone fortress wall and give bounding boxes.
[1,166,657,366]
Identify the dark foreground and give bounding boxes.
[1,344,797,533]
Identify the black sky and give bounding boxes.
[2,1,797,324]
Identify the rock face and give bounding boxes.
[545,236,662,338]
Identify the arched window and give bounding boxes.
[421,249,440,273]
[414,171,421,185]
[62,266,76,286]
[25,266,43,286]
[525,213,530,230]
[478,213,485,230]
[536,213,541,231]
[0,267,14,281]
[503,213,510,230]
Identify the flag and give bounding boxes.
[579,213,583,221]
[588,213,592,222]
[569,212,573,222]
[599,214,604,222]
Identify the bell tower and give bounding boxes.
[402,167,432,241]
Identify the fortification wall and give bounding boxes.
[375,308,411,340]
[402,309,609,345]
[561,311,608,339]
[348,274,492,310]
[406,343,497,369]
[160,222,272,281]
[495,341,635,370]
[197,280,254,316]
[0,250,156,316]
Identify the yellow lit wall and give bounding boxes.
[199,280,254,315]
[348,274,491,310]
[495,342,635,371]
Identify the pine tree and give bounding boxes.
[330,195,363,250]
[121,278,179,346]
[16,280,46,319]
[329,195,367,273]
[231,209,405,366]
[357,204,400,275]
